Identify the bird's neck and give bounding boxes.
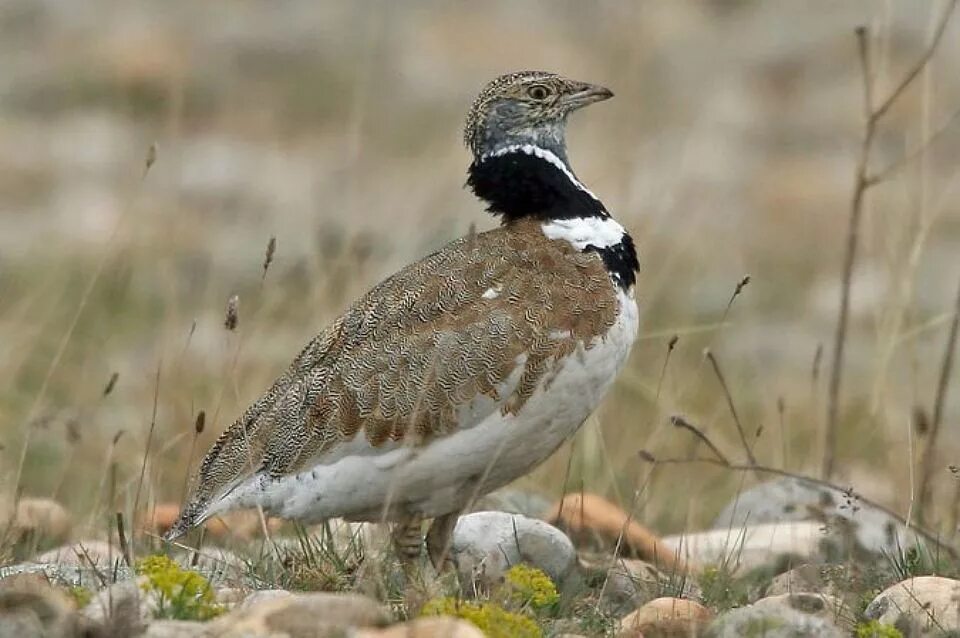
[467,144,607,222]
[467,144,638,291]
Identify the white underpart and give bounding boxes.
[484,144,600,201]
[541,216,627,250]
[481,284,502,300]
[205,289,640,523]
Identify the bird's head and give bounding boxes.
[464,71,613,161]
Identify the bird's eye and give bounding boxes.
[527,85,550,100]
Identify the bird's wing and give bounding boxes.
[166,220,618,537]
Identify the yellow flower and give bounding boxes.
[421,597,542,638]
[136,554,224,621]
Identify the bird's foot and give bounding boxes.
[425,511,460,574]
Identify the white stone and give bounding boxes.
[864,576,960,635]
[451,511,577,589]
[662,521,825,570]
[712,477,925,557]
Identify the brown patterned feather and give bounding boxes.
[170,218,619,534]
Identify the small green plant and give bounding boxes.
[698,564,749,611]
[855,620,903,638]
[421,596,542,638]
[503,565,559,612]
[136,554,224,621]
[67,585,93,609]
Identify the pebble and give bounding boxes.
[357,617,485,637]
[451,511,577,592]
[864,576,960,636]
[704,600,845,637]
[208,591,391,636]
[616,597,713,637]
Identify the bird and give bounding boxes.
[164,70,640,569]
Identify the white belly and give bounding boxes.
[221,289,639,523]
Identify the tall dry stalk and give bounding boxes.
[917,275,960,525]
[823,2,957,479]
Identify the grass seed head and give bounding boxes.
[224,295,240,331]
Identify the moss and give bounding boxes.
[855,621,904,638]
[421,597,542,638]
[503,565,560,612]
[136,554,224,621]
[67,585,92,609]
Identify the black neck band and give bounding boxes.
[467,149,608,221]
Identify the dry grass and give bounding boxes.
[1,1,960,603]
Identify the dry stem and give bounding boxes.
[917,274,960,524]
[823,3,957,479]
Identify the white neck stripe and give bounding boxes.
[541,216,626,250]
[482,144,600,202]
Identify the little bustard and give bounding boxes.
[165,71,639,568]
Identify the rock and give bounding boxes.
[766,563,837,597]
[209,591,390,636]
[238,589,294,609]
[765,563,862,610]
[357,617,485,637]
[753,593,849,629]
[473,488,554,518]
[33,540,121,567]
[617,597,713,637]
[578,555,695,617]
[80,576,157,634]
[0,561,135,589]
[594,559,662,617]
[0,575,89,638]
[546,492,688,573]
[0,572,56,597]
[451,511,577,592]
[142,620,210,637]
[662,521,825,570]
[12,498,72,546]
[705,601,845,637]
[712,477,924,559]
[864,576,960,635]
[214,587,247,608]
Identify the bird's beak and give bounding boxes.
[564,82,614,110]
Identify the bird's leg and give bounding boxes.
[391,513,425,568]
[426,510,460,572]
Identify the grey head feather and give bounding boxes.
[463,70,613,163]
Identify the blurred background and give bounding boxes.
[2,0,960,540]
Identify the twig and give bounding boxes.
[824,26,874,481]
[656,335,679,405]
[670,415,729,465]
[719,275,751,326]
[132,360,162,558]
[705,349,757,465]
[180,410,206,506]
[917,274,960,525]
[595,464,661,612]
[116,512,132,568]
[869,103,960,184]
[824,5,957,479]
[872,0,957,122]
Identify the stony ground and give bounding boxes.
[4,2,960,637]
[3,481,960,636]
